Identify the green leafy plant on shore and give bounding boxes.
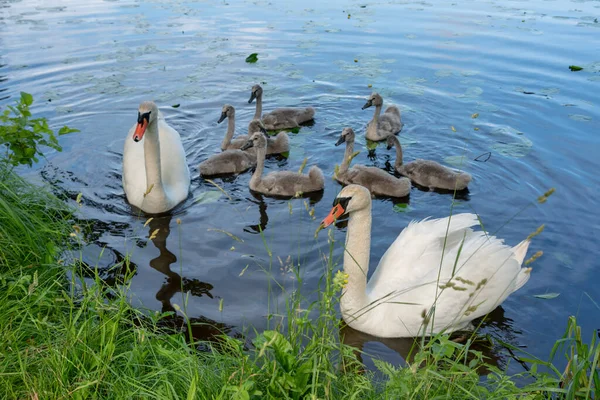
[0,92,78,169]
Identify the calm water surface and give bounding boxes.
[2,0,599,372]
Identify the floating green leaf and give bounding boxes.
[533,293,560,300]
[393,203,411,213]
[568,114,592,122]
[245,53,258,63]
[444,155,468,167]
[171,104,180,108]
[194,190,222,204]
[569,65,583,71]
[491,136,533,158]
[58,126,80,135]
[366,139,378,151]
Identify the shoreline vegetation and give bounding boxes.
[1,96,598,399]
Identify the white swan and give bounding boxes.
[122,101,190,214]
[319,185,532,338]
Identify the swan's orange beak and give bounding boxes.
[133,119,148,142]
[321,204,346,228]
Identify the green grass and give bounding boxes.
[0,166,598,399]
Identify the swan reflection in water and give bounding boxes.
[244,189,324,234]
[340,306,527,374]
[243,195,269,234]
[146,215,235,342]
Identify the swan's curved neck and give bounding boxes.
[340,207,371,321]
[390,136,403,168]
[372,104,382,123]
[253,94,263,120]
[221,115,235,151]
[250,144,266,189]
[340,139,355,174]
[144,120,165,196]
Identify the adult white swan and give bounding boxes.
[122,101,190,214]
[319,185,532,338]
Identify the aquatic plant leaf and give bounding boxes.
[569,65,583,71]
[491,136,533,158]
[568,114,592,122]
[58,126,80,135]
[366,140,378,150]
[171,104,180,108]
[444,155,467,167]
[194,190,222,204]
[533,293,560,299]
[393,203,411,213]
[245,53,258,63]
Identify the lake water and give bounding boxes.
[2,0,599,373]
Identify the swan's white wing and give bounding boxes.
[418,231,525,331]
[157,118,190,204]
[368,213,480,294]
[365,213,528,334]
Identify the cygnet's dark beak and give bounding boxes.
[361,100,372,110]
[386,144,392,150]
[259,125,267,134]
[335,135,345,146]
[217,112,227,124]
[241,140,254,151]
[248,92,257,104]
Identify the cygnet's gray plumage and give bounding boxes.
[362,92,403,142]
[334,127,410,198]
[218,104,249,151]
[242,131,324,197]
[249,84,315,131]
[249,119,290,155]
[386,135,472,191]
[198,149,255,177]
[198,121,264,177]
[218,107,288,156]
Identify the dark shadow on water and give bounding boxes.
[145,215,236,342]
[198,171,247,183]
[75,214,236,345]
[74,246,139,291]
[0,63,8,102]
[411,182,471,201]
[249,187,324,204]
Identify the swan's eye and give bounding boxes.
[333,196,351,211]
[137,111,151,124]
